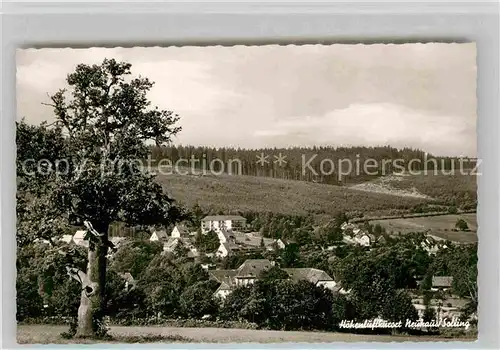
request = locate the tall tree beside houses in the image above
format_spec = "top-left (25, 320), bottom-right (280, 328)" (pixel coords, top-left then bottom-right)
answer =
top-left (16, 59), bottom-right (183, 338)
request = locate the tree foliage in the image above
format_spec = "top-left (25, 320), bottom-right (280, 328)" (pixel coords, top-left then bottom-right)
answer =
top-left (16, 58), bottom-right (183, 336)
top-left (455, 218), bottom-right (469, 231)
top-left (111, 240), bottom-right (163, 278)
top-left (179, 280), bottom-right (220, 318)
top-left (221, 279), bottom-right (339, 331)
top-left (195, 230), bottom-right (220, 253)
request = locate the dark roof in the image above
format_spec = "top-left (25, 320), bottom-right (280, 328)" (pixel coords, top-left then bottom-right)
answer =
top-left (216, 281), bottom-right (232, 292)
top-left (219, 229), bottom-right (234, 241)
top-left (283, 268), bottom-right (334, 284)
top-left (173, 225), bottom-right (189, 235)
top-left (202, 215), bottom-right (247, 222)
top-left (432, 276), bottom-right (453, 288)
top-left (208, 269), bottom-right (237, 285)
top-left (220, 242), bottom-right (240, 251)
top-left (153, 230), bottom-right (168, 240)
top-left (236, 259), bottom-right (273, 277)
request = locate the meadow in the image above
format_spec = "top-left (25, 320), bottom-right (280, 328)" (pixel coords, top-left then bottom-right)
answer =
top-left (17, 325), bottom-right (473, 344)
top-left (155, 172), bottom-right (430, 217)
top-left (370, 213), bottom-right (478, 243)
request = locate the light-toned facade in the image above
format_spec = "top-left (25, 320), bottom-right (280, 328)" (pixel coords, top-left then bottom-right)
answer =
top-left (214, 282), bottom-right (233, 300)
top-left (275, 239), bottom-right (286, 250)
top-left (150, 230), bottom-right (168, 242)
top-left (163, 237), bottom-right (180, 252)
top-left (60, 234), bottom-right (74, 244)
top-left (354, 234), bottom-right (371, 247)
top-left (73, 230), bottom-right (89, 247)
top-left (216, 243), bottom-right (230, 258)
top-left (201, 215), bottom-right (247, 234)
top-left (171, 225), bottom-right (189, 238)
top-left (209, 260), bottom-right (337, 300)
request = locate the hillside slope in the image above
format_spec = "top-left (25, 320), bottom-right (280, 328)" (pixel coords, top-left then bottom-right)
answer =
top-left (156, 172), bottom-right (430, 217)
top-left (349, 172), bottom-right (477, 208)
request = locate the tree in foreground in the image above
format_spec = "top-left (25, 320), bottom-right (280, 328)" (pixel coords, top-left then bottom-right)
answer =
top-left (16, 59), bottom-right (183, 337)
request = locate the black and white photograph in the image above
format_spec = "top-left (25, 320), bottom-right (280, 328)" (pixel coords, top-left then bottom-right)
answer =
top-left (16, 44), bottom-right (478, 344)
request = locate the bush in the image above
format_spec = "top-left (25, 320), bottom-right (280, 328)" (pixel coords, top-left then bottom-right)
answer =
top-left (16, 272), bottom-right (44, 321)
top-left (455, 219), bottom-right (469, 231)
top-left (111, 317), bottom-right (257, 329)
top-left (179, 280), bottom-right (219, 318)
top-left (221, 279), bottom-right (337, 331)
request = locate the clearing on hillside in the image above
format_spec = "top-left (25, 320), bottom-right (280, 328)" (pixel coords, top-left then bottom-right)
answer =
top-left (370, 213), bottom-right (478, 243)
top-left (350, 172), bottom-right (477, 208)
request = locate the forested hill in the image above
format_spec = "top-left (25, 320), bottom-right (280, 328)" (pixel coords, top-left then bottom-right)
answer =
top-left (148, 145), bottom-right (476, 185)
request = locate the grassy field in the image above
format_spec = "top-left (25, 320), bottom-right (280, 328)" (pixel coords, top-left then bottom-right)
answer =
top-left (17, 325), bottom-right (475, 344)
top-left (155, 172), bottom-right (430, 217)
top-left (370, 213), bottom-right (478, 243)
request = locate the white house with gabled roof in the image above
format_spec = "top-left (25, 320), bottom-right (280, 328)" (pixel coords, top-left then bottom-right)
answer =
top-left (171, 225), bottom-right (189, 238)
top-left (150, 230), bottom-right (168, 242)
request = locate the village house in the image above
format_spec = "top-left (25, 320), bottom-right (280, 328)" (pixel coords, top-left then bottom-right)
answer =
top-left (420, 240), bottom-right (439, 255)
top-left (59, 234), bottom-right (74, 244)
top-left (342, 228), bottom-right (372, 247)
top-left (201, 215), bottom-right (247, 234)
top-left (214, 282), bottom-right (233, 300)
top-left (149, 229), bottom-right (168, 242)
top-left (352, 228), bottom-right (362, 236)
top-left (209, 259), bottom-right (274, 289)
top-left (209, 259), bottom-right (338, 300)
top-left (353, 233), bottom-right (371, 247)
top-left (162, 237), bottom-right (181, 253)
top-left (216, 228), bottom-right (237, 244)
top-left (72, 230), bottom-right (89, 247)
top-left (273, 238), bottom-right (286, 250)
top-left (234, 259), bottom-right (274, 286)
top-left (170, 225), bottom-right (189, 238)
top-left (431, 276), bottom-right (454, 292)
top-left (215, 242), bottom-right (241, 258)
top-left (282, 268), bottom-right (337, 290)
top-left (209, 269), bottom-right (238, 300)
top-left (340, 222), bottom-right (372, 247)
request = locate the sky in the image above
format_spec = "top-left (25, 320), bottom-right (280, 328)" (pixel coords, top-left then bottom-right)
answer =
top-left (17, 43), bottom-right (477, 157)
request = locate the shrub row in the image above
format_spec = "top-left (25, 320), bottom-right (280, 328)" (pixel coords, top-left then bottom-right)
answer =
top-left (19, 316), bottom-right (258, 330)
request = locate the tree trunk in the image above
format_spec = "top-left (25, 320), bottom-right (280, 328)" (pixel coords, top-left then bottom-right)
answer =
top-left (75, 247), bottom-right (100, 337)
top-left (75, 228), bottom-right (109, 338)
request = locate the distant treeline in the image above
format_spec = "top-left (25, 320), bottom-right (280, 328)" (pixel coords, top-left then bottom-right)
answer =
top-left (147, 145), bottom-right (476, 185)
